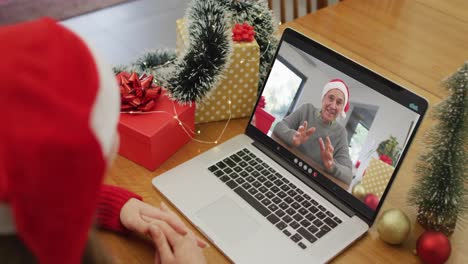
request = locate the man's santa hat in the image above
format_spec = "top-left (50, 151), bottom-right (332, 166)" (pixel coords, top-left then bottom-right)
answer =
top-left (321, 79), bottom-right (350, 118)
top-left (0, 18), bottom-right (119, 263)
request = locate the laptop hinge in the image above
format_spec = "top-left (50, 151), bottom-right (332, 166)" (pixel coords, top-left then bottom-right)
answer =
top-left (252, 140), bottom-right (356, 218)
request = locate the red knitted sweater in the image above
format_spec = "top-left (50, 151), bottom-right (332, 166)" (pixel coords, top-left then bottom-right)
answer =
top-left (96, 185), bottom-right (142, 232)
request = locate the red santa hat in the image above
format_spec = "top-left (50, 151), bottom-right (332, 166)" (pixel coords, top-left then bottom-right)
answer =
top-left (321, 79), bottom-right (350, 118)
top-left (0, 18), bottom-right (119, 263)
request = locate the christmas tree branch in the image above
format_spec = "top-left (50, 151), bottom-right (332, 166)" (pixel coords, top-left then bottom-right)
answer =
top-left (408, 62), bottom-right (468, 233)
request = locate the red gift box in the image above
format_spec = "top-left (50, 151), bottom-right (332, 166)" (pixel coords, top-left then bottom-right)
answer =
top-left (254, 107), bottom-right (275, 134)
top-left (118, 90), bottom-right (195, 170)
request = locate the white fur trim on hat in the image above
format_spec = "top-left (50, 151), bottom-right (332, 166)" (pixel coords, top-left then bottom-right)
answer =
top-left (61, 24), bottom-right (120, 160)
top-left (88, 45), bottom-right (120, 160)
top-left (321, 80), bottom-right (349, 118)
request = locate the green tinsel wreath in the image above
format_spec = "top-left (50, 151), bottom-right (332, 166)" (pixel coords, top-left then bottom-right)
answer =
top-left (115, 0), bottom-right (277, 103)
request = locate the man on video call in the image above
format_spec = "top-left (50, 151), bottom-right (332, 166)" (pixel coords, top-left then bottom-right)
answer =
top-left (273, 79), bottom-right (353, 185)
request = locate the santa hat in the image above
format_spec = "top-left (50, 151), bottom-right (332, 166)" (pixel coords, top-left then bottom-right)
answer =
top-left (321, 79), bottom-right (350, 118)
top-left (0, 18), bottom-right (119, 263)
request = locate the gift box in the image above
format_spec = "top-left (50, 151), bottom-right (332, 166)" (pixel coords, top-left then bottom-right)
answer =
top-left (118, 90), bottom-right (195, 171)
top-left (360, 158), bottom-right (395, 199)
top-left (254, 107), bottom-right (275, 134)
top-left (176, 19), bottom-right (260, 123)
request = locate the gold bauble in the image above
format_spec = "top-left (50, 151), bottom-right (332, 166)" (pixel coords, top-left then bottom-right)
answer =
top-left (377, 208), bottom-right (411, 245)
top-left (352, 183), bottom-right (366, 200)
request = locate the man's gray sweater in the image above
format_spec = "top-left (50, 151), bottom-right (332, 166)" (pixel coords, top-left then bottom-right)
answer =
top-left (273, 103), bottom-right (353, 184)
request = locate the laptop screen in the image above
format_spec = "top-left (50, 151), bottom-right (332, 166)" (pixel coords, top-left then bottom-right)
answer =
top-left (246, 28), bottom-right (427, 223)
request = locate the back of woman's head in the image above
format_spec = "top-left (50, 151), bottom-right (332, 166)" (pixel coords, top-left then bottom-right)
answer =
top-left (0, 18), bottom-right (120, 264)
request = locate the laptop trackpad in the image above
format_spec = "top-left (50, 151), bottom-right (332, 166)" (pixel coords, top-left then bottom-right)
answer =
top-left (195, 195), bottom-right (260, 245)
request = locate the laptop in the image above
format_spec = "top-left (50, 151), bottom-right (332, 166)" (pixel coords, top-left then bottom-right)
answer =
top-left (152, 28), bottom-right (428, 263)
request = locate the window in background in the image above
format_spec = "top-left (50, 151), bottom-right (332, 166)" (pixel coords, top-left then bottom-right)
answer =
top-left (345, 104), bottom-right (378, 164)
top-left (262, 55), bottom-right (307, 129)
top-left (349, 122), bottom-right (369, 163)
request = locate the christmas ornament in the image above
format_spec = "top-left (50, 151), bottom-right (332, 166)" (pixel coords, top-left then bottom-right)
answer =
top-left (364, 193), bottom-right (379, 210)
top-left (352, 183), bottom-right (366, 200)
top-left (117, 72), bottom-right (162, 112)
top-left (232, 23), bottom-right (255, 42)
top-left (408, 62), bottom-right (468, 236)
top-left (355, 160), bottom-right (361, 169)
top-left (376, 209), bottom-right (410, 245)
top-left (416, 231), bottom-right (451, 264)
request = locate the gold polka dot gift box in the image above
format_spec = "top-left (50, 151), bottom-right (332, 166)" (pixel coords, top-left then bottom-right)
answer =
top-left (361, 158), bottom-right (395, 199)
top-left (176, 19), bottom-right (260, 124)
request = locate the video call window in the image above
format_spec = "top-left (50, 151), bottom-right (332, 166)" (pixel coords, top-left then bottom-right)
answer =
top-left (251, 41), bottom-right (420, 210)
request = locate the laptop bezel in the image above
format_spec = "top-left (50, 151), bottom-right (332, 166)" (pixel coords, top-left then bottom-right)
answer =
top-left (245, 27), bottom-right (428, 225)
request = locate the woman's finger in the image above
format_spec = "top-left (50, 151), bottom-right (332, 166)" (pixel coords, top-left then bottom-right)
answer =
top-left (158, 203), bottom-right (188, 234)
top-left (160, 201), bottom-right (170, 212)
top-left (151, 220), bottom-right (183, 247)
top-left (195, 237), bottom-right (208, 248)
top-left (140, 203), bottom-right (187, 235)
top-left (124, 212), bottom-right (151, 234)
top-left (149, 225), bottom-right (174, 264)
top-left (141, 212), bottom-right (187, 236)
top-left (161, 203), bottom-right (208, 248)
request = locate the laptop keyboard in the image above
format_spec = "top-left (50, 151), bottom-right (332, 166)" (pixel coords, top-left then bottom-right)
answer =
top-left (207, 148), bottom-right (342, 250)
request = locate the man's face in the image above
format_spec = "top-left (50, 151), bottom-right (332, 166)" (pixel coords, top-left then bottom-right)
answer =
top-left (321, 89), bottom-right (345, 123)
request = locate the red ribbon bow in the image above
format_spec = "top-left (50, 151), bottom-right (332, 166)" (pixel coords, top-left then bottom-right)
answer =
top-left (117, 72), bottom-right (162, 112)
top-left (258, 96), bottom-right (266, 108)
top-left (232, 23), bottom-right (255, 42)
top-left (379, 154), bottom-right (393, 165)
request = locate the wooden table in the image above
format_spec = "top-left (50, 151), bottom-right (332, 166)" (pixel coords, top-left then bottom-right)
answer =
top-left (98, 0), bottom-right (468, 263)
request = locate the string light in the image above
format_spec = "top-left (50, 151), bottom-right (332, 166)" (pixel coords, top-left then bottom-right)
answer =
top-left (120, 97), bottom-right (232, 145)
top-left (239, 40), bottom-right (272, 64)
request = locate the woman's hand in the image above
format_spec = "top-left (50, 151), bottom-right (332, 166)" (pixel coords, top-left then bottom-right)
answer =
top-left (319, 136), bottom-right (334, 171)
top-left (150, 220), bottom-right (207, 264)
top-left (120, 199), bottom-right (207, 248)
top-left (292, 121), bottom-right (316, 147)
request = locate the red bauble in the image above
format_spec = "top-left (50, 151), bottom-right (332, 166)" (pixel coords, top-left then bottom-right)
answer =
top-left (416, 231), bottom-right (451, 264)
top-left (364, 193), bottom-right (379, 210)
